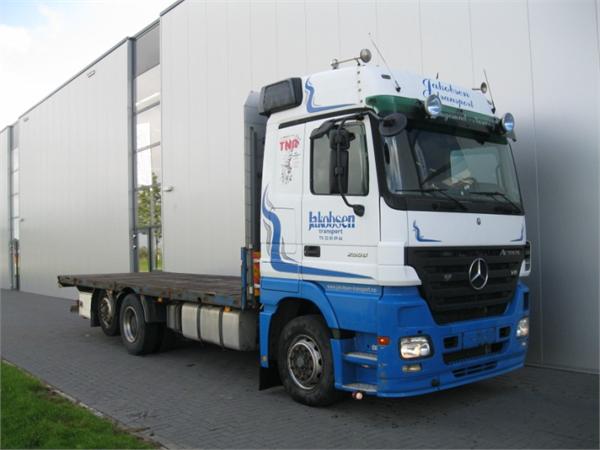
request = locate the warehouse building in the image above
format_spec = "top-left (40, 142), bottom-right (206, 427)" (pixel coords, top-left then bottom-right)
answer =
top-left (0, 0), bottom-right (598, 374)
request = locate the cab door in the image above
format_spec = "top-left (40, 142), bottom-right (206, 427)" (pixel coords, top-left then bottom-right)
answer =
top-left (301, 117), bottom-right (380, 283)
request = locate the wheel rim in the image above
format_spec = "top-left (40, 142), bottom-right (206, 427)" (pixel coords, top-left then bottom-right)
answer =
top-left (122, 306), bottom-right (139, 343)
top-left (98, 296), bottom-right (113, 328)
top-left (287, 335), bottom-right (323, 390)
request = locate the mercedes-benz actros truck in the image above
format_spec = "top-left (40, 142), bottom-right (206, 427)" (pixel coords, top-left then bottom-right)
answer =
top-left (59, 49), bottom-right (531, 406)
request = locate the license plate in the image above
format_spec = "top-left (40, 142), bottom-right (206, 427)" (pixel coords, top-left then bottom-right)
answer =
top-left (462, 327), bottom-right (496, 349)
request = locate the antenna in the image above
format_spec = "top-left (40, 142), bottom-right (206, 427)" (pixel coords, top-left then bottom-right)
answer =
top-left (369, 33), bottom-right (401, 92)
top-left (483, 69), bottom-right (496, 114)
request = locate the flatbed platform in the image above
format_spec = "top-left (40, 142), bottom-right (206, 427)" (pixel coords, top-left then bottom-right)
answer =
top-left (58, 272), bottom-right (243, 308)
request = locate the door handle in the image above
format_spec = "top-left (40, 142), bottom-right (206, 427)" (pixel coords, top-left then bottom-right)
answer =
top-left (304, 246), bottom-right (321, 257)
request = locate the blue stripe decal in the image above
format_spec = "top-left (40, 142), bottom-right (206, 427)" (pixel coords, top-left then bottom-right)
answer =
top-left (262, 187), bottom-right (371, 279)
top-left (305, 77), bottom-right (353, 113)
top-left (413, 221), bottom-right (441, 243)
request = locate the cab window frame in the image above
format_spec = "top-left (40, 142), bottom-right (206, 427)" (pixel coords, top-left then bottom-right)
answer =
top-left (309, 120), bottom-right (370, 197)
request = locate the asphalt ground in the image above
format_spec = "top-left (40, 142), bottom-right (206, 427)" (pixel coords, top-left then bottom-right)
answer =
top-left (1, 289), bottom-right (598, 449)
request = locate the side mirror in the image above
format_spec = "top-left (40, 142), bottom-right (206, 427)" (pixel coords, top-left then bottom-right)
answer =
top-left (328, 128), bottom-right (354, 194)
top-left (329, 148), bottom-right (349, 194)
top-left (379, 112), bottom-right (408, 137)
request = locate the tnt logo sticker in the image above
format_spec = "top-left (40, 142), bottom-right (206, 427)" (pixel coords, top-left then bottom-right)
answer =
top-left (279, 136), bottom-right (300, 151)
top-left (278, 135), bottom-right (301, 184)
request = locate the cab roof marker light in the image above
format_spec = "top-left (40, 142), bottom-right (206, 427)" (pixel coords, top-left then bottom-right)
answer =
top-left (424, 94), bottom-right (442, 118)
top-left (501, 112), bottom-right (515, 133)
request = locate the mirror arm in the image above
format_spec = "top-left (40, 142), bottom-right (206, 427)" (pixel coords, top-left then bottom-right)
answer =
top-left (309, 110), bottom-right (381, 141)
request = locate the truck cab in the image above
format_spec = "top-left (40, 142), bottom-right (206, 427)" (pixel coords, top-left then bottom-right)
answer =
top-left (253, 59), bottom-right (530, 404)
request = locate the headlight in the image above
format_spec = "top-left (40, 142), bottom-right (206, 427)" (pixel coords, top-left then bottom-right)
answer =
top-left (501, 112), bottom-right (515, 133)
top-left (424, 94), bottom-right (442, 118)
top-left (400, 336), bottom-right (431, 359)
top-left (516, 317), bottom-right (529, 337)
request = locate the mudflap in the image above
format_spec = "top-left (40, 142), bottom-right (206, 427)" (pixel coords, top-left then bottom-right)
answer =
top-left (259, 364), bottom-right (282, 390)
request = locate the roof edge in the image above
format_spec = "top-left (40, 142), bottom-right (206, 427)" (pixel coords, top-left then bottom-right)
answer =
top-left (160, 0), bottom-right (185, 17)
top-left (18, 37), bottom-right (132, 120)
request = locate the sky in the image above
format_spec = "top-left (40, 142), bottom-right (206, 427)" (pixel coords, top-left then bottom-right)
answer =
top-left (0, 0), bottom-right (173, 128)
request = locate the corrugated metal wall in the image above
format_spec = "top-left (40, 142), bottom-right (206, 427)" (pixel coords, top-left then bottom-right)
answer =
top-left (16, 42), bottom-right (132, 298)
top-left (160, 0), bottom-right (599, 373)
top-left (0, 128), bottom-right (10, 290)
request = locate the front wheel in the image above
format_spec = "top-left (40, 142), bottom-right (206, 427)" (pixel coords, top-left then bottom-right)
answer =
top-left (278, 315), bottom-right (338, 406)
top-left (119, 294), bottom-right (160, 355)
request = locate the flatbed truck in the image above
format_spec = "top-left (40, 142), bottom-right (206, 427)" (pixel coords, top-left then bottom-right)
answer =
top-left (59, 50), bottom-right (531, 406)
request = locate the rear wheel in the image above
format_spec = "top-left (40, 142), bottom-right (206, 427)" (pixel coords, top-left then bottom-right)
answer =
top-left (278, 315), bottom-right (337, 406)
top-left (97, 291), bottom-right (119, 336)
top-left (119, 294), bottom-right (160, 355)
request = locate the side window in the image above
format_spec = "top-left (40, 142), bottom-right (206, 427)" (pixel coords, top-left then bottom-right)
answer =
top-left (311, 122), bottom-right (369, 196)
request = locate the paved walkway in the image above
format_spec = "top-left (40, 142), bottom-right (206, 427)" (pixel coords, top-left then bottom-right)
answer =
top-left (1, 289), bottom-right (598, 449)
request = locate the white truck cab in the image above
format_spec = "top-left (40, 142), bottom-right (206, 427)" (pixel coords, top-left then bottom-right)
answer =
top-left (253, 53), bottom-right (530, 403)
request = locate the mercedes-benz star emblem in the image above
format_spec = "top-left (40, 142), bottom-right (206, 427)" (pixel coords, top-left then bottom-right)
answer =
top-left (468, 257), bottom-right (489, 290)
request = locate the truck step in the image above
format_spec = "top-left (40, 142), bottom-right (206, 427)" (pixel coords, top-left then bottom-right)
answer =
top-left (342, 383), bottom-right (377, 393)
top-left (343, 351), bottom-right (378, 366)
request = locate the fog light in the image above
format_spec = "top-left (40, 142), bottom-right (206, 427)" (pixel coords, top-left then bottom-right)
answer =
top-left (424, 94), bottom-right (442, 117)
top-left (516, 317), bottom-right (529, 337)
top-left (400, 336), bottom-right (431, 359)
top-left (402, 363), bottom-right (422, 373)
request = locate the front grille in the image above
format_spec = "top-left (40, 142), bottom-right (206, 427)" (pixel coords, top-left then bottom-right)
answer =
top-left (443, 343), bottom-right (504, 364)
top-left (406, 246), bottom-right (524, 324)
top-left (452, 361), bottom-right (497, 378)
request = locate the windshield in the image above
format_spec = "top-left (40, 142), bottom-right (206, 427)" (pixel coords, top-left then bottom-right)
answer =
top-left (382, 127), bottom-right (523, 213)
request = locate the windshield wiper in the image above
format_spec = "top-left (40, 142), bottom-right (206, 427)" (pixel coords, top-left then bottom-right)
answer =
top-left (399, 188), bottom-right (468, 211)
top-left (469, 191), bottom-right (522, 212)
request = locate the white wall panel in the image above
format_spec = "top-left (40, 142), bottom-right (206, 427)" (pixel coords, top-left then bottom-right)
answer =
top-left (338, 0), bottom-right (377, 60)
top-left (275, 1), bottom-right (307, 78)
top-left (250, 1), bottom-right (278, 89)
top-left (18, 43), bottom-right (130, 298)
top-left (419, 0), bottom-right (473, 85)
top-left (162, 0), bottom-right (248, 275)
top-left (527, 0), bottom-right (599, 372)
top-left (374, 0), bottom-right (422, 73)
top-left (305, 1), bottom-right (340, 73)
top-left (469, 0), bottom-right (544, 364)
top-left (0, 128), bottom-right (10, 290)
top-left (161, 1), bottom-right (192, 271)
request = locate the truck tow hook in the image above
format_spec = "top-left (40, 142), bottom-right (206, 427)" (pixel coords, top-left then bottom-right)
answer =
top-left (352, 391), bottom-right (364, 400)
top-left (69, 301), bottom-right (79, 313)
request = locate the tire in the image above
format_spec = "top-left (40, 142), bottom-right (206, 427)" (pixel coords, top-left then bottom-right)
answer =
top-left (119, 294), bottom-right (161, 355)
top-left (97, 291), bottom-right (120, 336)
top-left (278, 315), bottom-right (338, 406)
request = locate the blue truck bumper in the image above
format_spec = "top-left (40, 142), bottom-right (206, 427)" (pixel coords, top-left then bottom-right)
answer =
top-left (332, 282), bottom-right (529, 397)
